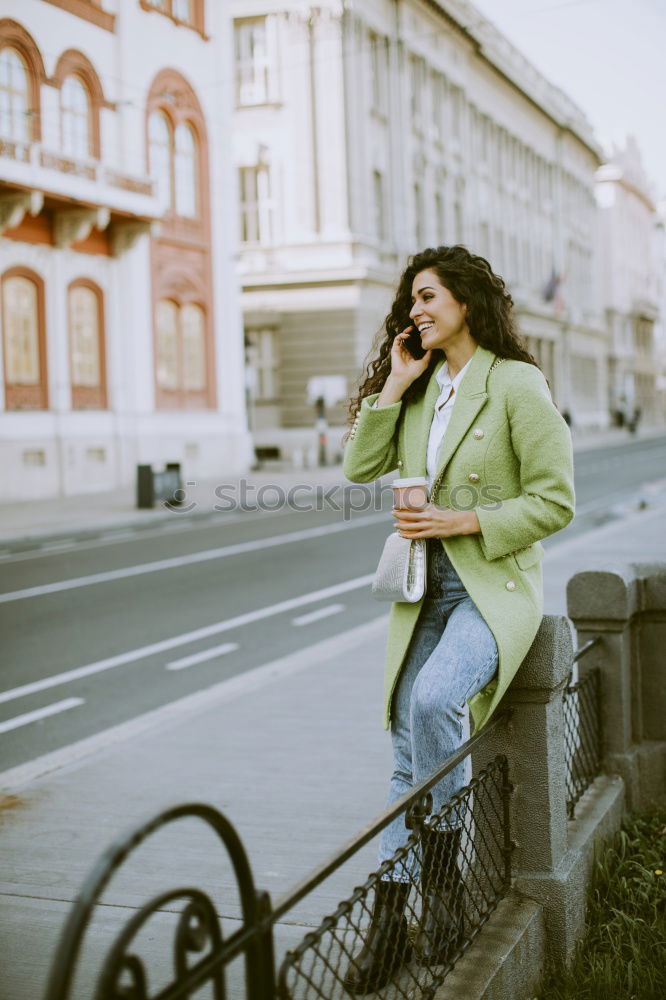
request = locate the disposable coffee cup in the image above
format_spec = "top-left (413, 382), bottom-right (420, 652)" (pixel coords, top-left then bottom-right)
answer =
top-left (393, 476), bottom-right (428, 510)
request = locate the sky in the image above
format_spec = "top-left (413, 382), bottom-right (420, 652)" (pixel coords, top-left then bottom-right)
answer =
top-left (468, 0), bottom-right (665, 200)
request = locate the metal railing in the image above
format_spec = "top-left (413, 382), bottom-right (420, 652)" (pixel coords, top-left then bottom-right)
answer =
top-left (44, 711), bottom-right (513, 1000)
top-left (563, 637), bottom-right (603, 819)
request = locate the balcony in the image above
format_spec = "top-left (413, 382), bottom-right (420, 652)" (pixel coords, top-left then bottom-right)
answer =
top-left (0, 135), bottom-right (162, 252)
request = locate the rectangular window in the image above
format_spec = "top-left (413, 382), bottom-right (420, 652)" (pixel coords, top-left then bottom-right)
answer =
top-left (435, 191), bottom-right (445, 242)
top-left (409, 55), bottom-right (425, 125)
top-left (369, 32), bottom-right (387, 112)
top-left (431, 73), bottom-right (441, 142)
top-left (414, 181), bottom-right (423, 247)
top-left (480, 221), bottom-right (490, 258)
top-left (246, 328), bottom-right (279, 401)
top-left (451, 87), bottom-right (461, 138)
top-left (239, 165), bottom-right (273, 245)
top-left (372, 169), bottom-right (386, 241)
top-left (454, 200), bottom-right (463, 243)
top-left (235, 18), bottom-right (275, 106)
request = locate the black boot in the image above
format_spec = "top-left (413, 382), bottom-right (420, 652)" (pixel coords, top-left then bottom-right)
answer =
top-left (416, 828), bottom-right (465, 966)
top-left (342, 879), bottom-right (412, 995)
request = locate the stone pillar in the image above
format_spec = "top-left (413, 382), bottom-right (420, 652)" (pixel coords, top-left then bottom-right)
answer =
top-left (567, 563), bottom-right (666, 811)
top-left (472, 616), bottom-right (579, 966)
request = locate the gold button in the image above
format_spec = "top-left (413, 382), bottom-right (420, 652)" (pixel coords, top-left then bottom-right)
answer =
top-left (505, 581), bottom-right (516, 591)
top-left (468, 473), bottom-right (480, 483)
top-left (473, 428), bottom-right (484, 439)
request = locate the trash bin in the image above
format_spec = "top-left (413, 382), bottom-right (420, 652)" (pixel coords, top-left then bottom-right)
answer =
top-left (136, 462), bottom-right (183, 509)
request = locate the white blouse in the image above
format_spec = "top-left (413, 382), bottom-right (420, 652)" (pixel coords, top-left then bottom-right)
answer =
top-left (425, 356), bottom-right (473, 487)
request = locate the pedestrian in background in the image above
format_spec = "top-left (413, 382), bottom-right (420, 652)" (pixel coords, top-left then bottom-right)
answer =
top-left (342, 245), bottom-right (575, 993)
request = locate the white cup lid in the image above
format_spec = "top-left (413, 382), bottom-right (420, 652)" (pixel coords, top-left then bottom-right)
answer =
top-left (392, 477), bottom-right (428, 487)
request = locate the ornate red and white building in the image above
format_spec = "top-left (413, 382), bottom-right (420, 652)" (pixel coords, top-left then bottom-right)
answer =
top-left (0, 0), bottom-right (251, 500)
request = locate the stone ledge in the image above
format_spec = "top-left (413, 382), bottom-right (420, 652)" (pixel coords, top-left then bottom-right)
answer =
top-left (434, 895), bottom-right (545, 1000)
top-left (514, 774), bottom-right (625, 968)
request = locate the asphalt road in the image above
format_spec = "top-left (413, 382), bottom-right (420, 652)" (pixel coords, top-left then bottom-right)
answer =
top-left (1, 433), bottom-right (665, 773)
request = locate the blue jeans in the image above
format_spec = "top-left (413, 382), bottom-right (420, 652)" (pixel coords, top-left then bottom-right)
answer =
top-left (378, 540), bottom-right (498, 879)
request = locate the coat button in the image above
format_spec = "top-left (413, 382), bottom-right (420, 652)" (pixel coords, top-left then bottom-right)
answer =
top-left (468, 473), bottom-right (480, 483)
top-left (397, 459), bottom-right (403, 467)
top-left (505, 581), bottom-right (516, 591)
top-left (473, 428), bottom-right (484, 439)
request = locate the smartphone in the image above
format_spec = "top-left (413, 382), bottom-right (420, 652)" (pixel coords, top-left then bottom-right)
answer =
top-left (401, 325), bottom-right (426, 360)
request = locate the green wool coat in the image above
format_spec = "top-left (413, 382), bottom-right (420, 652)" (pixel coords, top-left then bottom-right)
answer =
top-left (343, 344), bottom-right (575, 732)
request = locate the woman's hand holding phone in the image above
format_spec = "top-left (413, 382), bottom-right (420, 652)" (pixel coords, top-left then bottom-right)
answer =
top-left (390, 328), bottom-right (432, 383)
top-left (374, 328), bottom-right (431, 408)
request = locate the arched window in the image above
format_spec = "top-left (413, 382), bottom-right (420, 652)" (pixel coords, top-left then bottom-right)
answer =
top-left (61, 75), bottom-right (91, 159)
top-left (156, 299), bottom-right (179, 390)
top-left (68, 281), bottom-right (106, 409)
top-left (149, 111), bottom-right (173, 210)
top-left (155, 300), bottom-right (207, 395)
top-left (0, 47), bottom-right (28, 141)
top-left (1, 269), bottom-right (47, 410)
top-left (174, 123), bottom-right (197, 218)
top-left (181, 303), bottom-right (205, 390)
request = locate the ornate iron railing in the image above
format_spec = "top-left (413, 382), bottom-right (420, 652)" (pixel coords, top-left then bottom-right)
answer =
top-left (563, 637), bottom-right (603, 819)
top-left (44, 711), bottom-right (513, 1000)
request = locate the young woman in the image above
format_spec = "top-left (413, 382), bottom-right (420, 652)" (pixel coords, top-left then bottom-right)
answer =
top-left (342, 245), bottom-right (575, 993)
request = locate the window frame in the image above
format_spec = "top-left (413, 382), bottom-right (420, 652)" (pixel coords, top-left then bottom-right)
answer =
top-left (60, 73), bottom-right (92, 160)
top-left (140, 0), bottom-right (206, 37)
top-left (234, 16), bottom-right (278, 107)
top-left (238, 163), bottom-right (274, 246)
top-left (1, 266), bottom-right (48, 411)
top-left (155, 297), bottom-right (208, 398)
top-left (0, 20), bottom-right (46, 142)
top-left (68, 277), bottom-right (107, 410)
top-left (52, 48), bottom-right (109, 160)
top-left (0, 46), bottom-right (30, 142)
top-left (147, 105), bottom-right (201, 223)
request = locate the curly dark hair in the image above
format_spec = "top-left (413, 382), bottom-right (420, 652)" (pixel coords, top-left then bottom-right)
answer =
top-left (347, 245), bottom-right (542, 427)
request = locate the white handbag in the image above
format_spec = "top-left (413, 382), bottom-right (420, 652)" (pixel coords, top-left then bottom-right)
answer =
top-left (371, 533), bottom-right (428, 603)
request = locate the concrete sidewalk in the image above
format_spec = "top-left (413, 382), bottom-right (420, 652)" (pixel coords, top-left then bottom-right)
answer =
top-left (1, 499), bottom-right (666, 998)
top-left (1, 425), bottom-right (664, 551)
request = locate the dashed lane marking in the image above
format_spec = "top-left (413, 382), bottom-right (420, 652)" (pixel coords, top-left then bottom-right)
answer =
top-left (0, 573), bottom-right (375, 705)
top-left (292, 604), bottom-right (345, 626)
top-left (0, 698), bottom-right (84, 735)
top-left (166, 642), bottom-right (239, 671)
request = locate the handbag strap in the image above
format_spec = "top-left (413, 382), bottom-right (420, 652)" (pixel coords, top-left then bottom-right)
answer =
top-left (429, 356), bottom-right (505, 501)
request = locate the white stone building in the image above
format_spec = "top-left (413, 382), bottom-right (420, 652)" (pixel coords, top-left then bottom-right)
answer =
top-left (596, 138), bottom-right (663, 427)
top-left (0, 0), bottom-right (251, 501)
top-left (232, 0), bottom-right (608, 455)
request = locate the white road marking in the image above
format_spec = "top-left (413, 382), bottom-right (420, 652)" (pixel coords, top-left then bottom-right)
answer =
top-left (0, 513), bottom-right (387, 604)
top-left (0, 698), bottom-right (84, 735)
top-left (166, 642), bottom-right (239, 671)
top-left (0, 573), bottom-right (375, 706)
top-left (292, 603), bottom-right (345, 626)
top-left (39, 539), bottom-right (75, 552)
top-left (0, 616), bottom-right (388, 791)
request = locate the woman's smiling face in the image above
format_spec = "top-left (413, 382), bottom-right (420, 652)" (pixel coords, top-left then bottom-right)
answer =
top-left (408, 269), bottom-right (469, 352)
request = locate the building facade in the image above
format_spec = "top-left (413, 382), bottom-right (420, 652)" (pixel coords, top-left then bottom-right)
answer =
top-left (0, 0), bottom-right (251, 501)
top-left (596, 138), bottom-right (663, 427)
top-left (232, 0), bottom-right (609, 458)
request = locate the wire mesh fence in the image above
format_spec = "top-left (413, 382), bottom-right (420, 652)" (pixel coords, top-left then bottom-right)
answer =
top-left (278, 756), bottom-right (511, 1000)
top-left (563, 666), bottom-right (602, 819)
